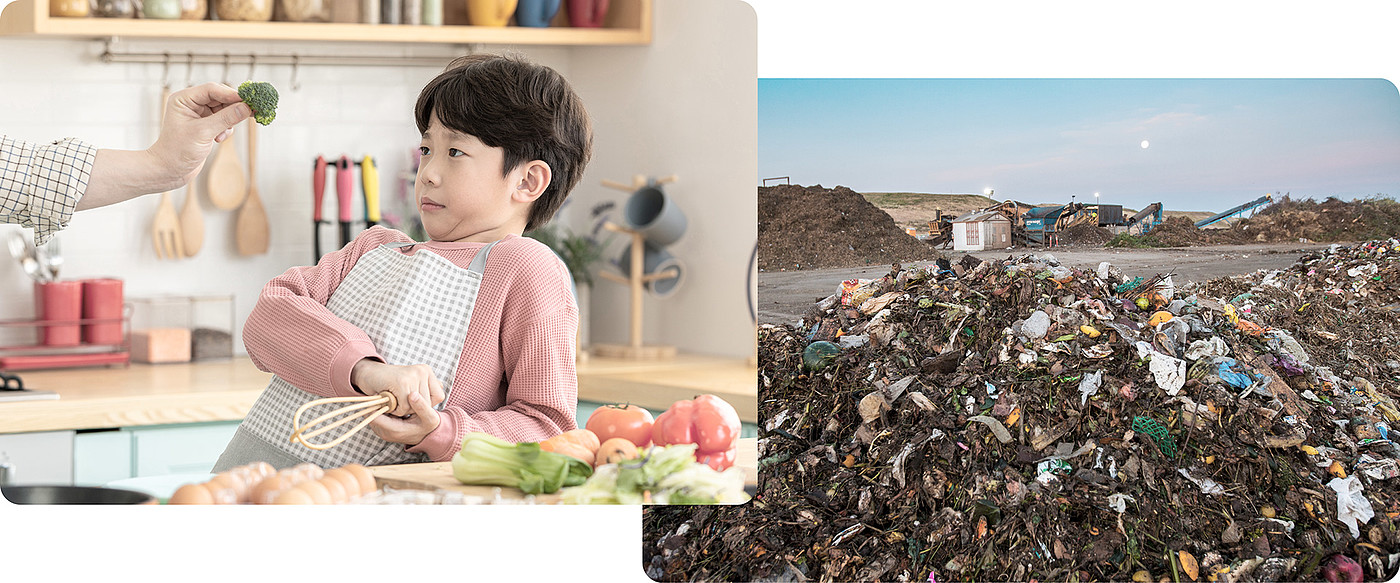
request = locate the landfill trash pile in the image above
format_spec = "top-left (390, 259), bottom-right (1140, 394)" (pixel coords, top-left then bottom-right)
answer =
top-left (643, 240), bottom-right (1400, 583)
top-left (759, 184), bottom-right (944, 271)
top-left (1059, 223), bottom-right (1116, 247)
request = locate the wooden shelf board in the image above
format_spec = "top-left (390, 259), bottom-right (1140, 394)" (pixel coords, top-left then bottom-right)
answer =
top-left (0, 0), bottom-right (651, 45)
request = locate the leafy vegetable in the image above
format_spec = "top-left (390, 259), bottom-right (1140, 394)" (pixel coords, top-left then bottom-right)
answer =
top-left (236, 81), bottom-right (279, 125)
top-left (558, 443), bottom-right (750, 505)
top-left (451, 432), bottom-right (592, 495)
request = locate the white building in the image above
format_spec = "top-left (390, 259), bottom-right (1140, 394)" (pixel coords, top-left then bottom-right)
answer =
top-left (951, 210), bottom-right (1013, 251)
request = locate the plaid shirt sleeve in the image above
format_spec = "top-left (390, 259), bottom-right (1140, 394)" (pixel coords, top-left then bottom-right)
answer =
top-left (0, 135), bottom-right (97, 246)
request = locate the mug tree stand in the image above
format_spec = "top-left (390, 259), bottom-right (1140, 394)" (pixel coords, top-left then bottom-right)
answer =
top-left (592, 222), bottom-right (678, 360)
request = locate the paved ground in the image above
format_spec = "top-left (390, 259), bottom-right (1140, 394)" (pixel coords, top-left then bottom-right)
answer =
top-left (757, 242), bottom-right (1336, 325)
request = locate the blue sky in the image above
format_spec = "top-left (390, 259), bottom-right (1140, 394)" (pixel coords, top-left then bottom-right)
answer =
top-left (758, 79), bottom-right (1400, 212)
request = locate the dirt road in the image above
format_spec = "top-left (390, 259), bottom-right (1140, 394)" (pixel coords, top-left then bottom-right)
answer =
top-left (757, 242), bottom-right (1335, 325)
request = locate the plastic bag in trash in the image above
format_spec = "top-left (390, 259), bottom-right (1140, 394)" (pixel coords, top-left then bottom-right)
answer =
top-left (1185, 337), bottom-right (1230, 361)
top-left (1216, 358), bottom-right (1257, 389)
top-left (1327, 475), bottom-right (1375, 538)
top-left (1079, 370), bottom-right (1103, 407)
top-left (1022, 310), bottom-right (1052, 340)
top-left (1135, 341), bottom-right (1186, 396)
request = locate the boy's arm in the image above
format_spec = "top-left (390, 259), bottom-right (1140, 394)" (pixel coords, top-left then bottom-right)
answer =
top-left (243, 226), bottom-right (408, 398)
top-left (409, 250), bottom-right (579, 461)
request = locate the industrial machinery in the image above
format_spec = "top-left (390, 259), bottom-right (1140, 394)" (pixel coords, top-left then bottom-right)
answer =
top-left (1195, 193), bottom-right (1274, 229)
top-left (1125, 202), bottom-right (1165, 235)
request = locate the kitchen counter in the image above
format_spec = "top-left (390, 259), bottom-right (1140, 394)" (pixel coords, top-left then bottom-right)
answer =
top-left (369, 437), bottom-right (758, 503)
top-left (0, 354), bottom-right (757, 434)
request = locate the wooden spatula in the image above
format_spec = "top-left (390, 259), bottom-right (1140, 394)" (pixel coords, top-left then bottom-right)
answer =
top-left (236, 120), bottom-right (270, 255)
top-left (179, 171), bottom-right (205, 256)
top-left (206, 113), bottom-right (247, 211)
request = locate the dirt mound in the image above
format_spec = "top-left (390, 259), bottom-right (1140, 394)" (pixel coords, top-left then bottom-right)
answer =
top-left (644, 240), bottom-right (1400, 583)
top-left (759, 184), bottom-right (943, 271)
top-left (1058, 222), bottom-right (1114, 246)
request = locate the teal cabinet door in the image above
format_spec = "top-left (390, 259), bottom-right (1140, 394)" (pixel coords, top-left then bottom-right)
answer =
top-left (131, 422), bottom-right (240, 477)
top-left (73, 430), bottom-right (133, 486)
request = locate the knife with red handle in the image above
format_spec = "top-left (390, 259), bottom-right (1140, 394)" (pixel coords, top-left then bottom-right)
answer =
top-left (336, 155), bottom-right (354, 248)
top-left (313, 155), bottom-right (327, 262)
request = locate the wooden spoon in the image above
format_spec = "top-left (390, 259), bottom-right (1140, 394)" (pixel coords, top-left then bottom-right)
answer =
top-left (236, 120), bottom-right (269, 255)
top-left (206, 113), bottom-right (247, 211)
top-left (179, 172), bottom-right (205, 256)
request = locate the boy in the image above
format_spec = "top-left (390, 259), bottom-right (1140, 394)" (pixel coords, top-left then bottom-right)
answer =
top-left (214, 53), bottom-right (592, 470)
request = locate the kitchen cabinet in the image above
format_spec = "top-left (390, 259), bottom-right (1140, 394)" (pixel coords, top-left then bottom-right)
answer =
top-left (0, 430), bottom-right (74, 485)
top-left (0, 0), bottom-right (649, 45)
top-left (72, 429), bottom-right (132, 486)
top-left (70, 421), bottom-right (239, 486)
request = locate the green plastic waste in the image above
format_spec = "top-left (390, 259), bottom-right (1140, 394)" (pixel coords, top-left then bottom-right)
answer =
top-left (802, 341), bottom-right (842, 371)
top-left (1132, 416), bottom-right (1176, 458)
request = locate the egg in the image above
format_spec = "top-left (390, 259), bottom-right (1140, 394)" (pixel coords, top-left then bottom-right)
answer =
top-left (248, 461), bottom-right (276, 480)
top-left (323, 468), bottom-right (363, 498)
top-left (250, 474), bottom-right (289, 505)
top-left (298, 480), bottom-right (332, 504)
top-left (318, 476), bottom-right (348, 504)
top-left (273, 487), bottom-right (314, 505)
top-left (291, 463), bottom-right (325, 483)
top-left (205, 483), bottom-right (239, 504)
top-left (343, 464), bottom-right (377, 495)
top-left (206, 474), bottom-right (247, 503)
top-left (168, 483), bottom-right (213, 505)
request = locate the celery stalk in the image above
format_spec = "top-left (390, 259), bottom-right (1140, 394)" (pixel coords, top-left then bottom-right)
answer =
top-left (451, 432), bottom-right (592, 495)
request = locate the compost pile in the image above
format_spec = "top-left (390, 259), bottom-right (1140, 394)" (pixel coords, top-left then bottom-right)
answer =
top-left (1111, 197), bottom-right (1400, 248)
top-left (1237, 197), bottom-right (1400, 244)
top-left (1059, 223), bottom-right (1115, 247)
top-left (759, 184), bottom-right (943, 271)
top-left (644, 240), bottom-right (1400, 583)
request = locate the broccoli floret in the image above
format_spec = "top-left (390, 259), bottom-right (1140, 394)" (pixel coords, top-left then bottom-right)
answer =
top-left (237, 81), bottom-right (279, 125)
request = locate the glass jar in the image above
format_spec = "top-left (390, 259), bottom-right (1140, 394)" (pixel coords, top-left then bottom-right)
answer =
top-left (275, 0), bottom-right (328, 21)
top-left (179, 0), bottom-right (207, 19)
top-left (214, 0), bottom-right (272, 20)
top-left (143, 0), bottom-right (181, 18)
top-left (50, 0), bottom-right (90, 17)
top-left (93, 0), bottom-right (137, 17)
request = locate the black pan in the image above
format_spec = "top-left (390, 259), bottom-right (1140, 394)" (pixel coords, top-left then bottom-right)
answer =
top-left (2, 485), bottom-right (157, 504)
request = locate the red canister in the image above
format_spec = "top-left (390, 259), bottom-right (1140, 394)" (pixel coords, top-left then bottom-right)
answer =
top-left (81, 278), bottom-right (125, 345)
top-left (35, 281), bottom-right (83, 346)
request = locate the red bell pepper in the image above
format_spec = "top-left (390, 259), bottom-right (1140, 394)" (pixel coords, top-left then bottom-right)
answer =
top-left (651, 394), bottom-right (742, 470)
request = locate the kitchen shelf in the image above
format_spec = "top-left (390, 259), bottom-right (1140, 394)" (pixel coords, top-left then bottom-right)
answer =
top-left (0, 0), bottom-right (650, 45)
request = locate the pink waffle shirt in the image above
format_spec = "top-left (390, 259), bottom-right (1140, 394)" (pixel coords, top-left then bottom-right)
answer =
top-left (242, 226), bottom-right (579, 462)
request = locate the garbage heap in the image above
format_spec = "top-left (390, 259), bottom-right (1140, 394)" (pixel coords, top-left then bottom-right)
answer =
top-left (644, 239), bottom-right (1400, 583)
top-left (758, 184), bottom-right (944, 271)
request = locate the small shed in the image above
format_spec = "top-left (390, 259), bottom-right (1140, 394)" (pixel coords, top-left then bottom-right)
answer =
top-left (950, 210), bottom-right (1012, 251)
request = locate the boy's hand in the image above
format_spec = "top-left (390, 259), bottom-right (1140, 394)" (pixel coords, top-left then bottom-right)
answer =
top-left (350, 359), bottom-right (445, 417)
top-left (369, 392), bottom-right (441, 447)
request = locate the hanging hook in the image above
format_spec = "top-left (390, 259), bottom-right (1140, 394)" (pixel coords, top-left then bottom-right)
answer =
top-left (291, 54), bottom-right (301, 92)
top-left (185, 51), bottom-right (194, 88)
top-left (160, 51), bottom-right (172, 93)
top-left (248, 53), bottom-right (257, 82)
top-left (222, 52), bottom-right (231, 85)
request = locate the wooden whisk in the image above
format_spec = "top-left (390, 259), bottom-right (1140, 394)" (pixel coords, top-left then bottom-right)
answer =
top-left (290, 391), bottom-right (398, 450)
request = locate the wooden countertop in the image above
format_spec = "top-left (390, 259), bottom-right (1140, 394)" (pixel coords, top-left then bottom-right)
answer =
top-left (0, 354), bottom-right (756, 434)
top-left (370, 437), bottom-right (757, 504)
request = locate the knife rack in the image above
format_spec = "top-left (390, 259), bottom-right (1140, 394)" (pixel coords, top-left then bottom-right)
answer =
top-left (0, 312), bottom-right (132, 371)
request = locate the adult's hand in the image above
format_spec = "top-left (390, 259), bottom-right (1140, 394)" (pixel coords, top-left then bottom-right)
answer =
top-left (149, 82), bottom-right (253, 188)
top-left (78, 83), bottom-right (252, 211)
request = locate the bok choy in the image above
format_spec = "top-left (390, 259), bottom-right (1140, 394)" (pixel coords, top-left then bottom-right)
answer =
top-left (451, 432), bottom-right (592, 495)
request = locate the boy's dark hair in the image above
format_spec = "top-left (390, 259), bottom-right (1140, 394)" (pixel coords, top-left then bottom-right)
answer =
top-left (415, 53), bottom-right (593, 232)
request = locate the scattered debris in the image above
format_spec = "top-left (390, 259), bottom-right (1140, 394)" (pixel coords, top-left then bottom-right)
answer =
top-left (644, 239), bottom-right (1400, 582)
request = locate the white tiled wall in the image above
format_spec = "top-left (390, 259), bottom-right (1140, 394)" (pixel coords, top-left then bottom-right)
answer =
top-left (0, 0), bottom-right (759, 359)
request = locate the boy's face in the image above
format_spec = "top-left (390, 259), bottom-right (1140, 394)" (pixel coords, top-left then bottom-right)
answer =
top-left (416, 116), bottom-right (530, 243)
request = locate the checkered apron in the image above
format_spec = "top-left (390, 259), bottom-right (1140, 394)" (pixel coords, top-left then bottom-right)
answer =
top-left (213, 241), bottom-right (497, 471)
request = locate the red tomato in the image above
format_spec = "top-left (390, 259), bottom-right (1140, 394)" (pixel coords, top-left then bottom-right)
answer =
top-left (652, 394), bottom-right (742, 454)
top-left (696, 445), bottom-right (737, 471)
top-left (585, 403), bottom-right (654, 448)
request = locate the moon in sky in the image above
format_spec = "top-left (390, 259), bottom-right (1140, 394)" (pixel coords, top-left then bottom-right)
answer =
top-left (1141, 140), bottom-right (1150, 149)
